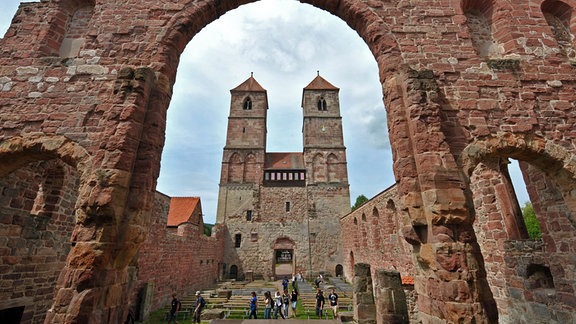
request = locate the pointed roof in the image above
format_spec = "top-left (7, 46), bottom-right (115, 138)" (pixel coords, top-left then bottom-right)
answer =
top-left (231, 73), bottom-right (266, 92)
top-left (167, 197), bottom-right (201, 226)
top-left (304, 71), bottom-right (339, 90)
top-left (265, 152), bottom-right (305, 170)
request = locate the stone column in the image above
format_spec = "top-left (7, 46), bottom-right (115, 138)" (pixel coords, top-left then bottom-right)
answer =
top-left (373, 270), bottom-right (409, 324)
top-left (353, 263), bottom-right (376, 324)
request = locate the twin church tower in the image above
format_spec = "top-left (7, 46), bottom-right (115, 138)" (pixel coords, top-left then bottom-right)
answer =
top-left (216, 73), bottom-right (351, 280)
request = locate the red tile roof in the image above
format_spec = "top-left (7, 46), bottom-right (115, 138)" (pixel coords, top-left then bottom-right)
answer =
top-left (167, 197), bottom-right (201, 227)
top-left (265, 152), bottom-right (305, 170)
top-left (231, 74), bottom-right (266, 92)
top-left (401, 276), bottom-right (414, 285)
top-left (304, 73), bottom-right (339, 90)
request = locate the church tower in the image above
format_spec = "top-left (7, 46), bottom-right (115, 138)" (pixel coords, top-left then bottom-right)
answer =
top-left (216, 73), bottom-right (350, 281)
top-left (302, 72), bottom-right (349, 272)
top-left (216, 74), bottom-right (267, 224)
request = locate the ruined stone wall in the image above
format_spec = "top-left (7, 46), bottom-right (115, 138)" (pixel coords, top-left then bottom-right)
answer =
top-left (132, 192), bottom-right (223, 317)
top-left (341, 186), bottom-right (416, 323)
top-left (0, 160), bottom-right (79, 323)
top-left (340, 186), bottom-right (414, 281)
top-left (2, 0), bottom-right (576, 322)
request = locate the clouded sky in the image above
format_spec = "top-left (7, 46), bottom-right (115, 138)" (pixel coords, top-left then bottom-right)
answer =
top-left (1, 0), bottom-right (528, 224)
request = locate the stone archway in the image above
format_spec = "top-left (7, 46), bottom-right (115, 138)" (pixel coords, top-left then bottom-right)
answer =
top-left (461, 133), bottom-right (576, 323)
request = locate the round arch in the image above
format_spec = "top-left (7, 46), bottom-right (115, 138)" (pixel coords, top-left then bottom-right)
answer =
top-left (152, 0), bottom-right (401, 94)
top-left (460, 132), bottom-right (576, 322)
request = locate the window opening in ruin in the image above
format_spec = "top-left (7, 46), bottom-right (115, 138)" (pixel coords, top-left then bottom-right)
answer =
top-left (251, 232), bottom-right (258, 241)
top-left (234, 233), bottom-right (242, 248)
top-left (246, 210), bottom-right (252, 221)
top-left (542, 0), bottom-right (576, 60)
top-left (285, 201), bottom-right (290, 212)
top-left (361, 213), bottom-right (366, 222)
top-left (353, 217), bottom-right (357, 225)
top-left (526, 264), bottom-right (555, 290)
top-left (508, 159), bottom-right (541, 240)
top-left (243, 97), bottom-right (252, 110)
top-left (0, 306), bottom-right (24, 323)
top-left (317, 97), bottom-right (327, 111)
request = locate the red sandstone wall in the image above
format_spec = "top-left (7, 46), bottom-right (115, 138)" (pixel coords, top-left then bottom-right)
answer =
top-left (132, 192), bottom-right (224, 315)
top-left (340, 186), bottom-right (414, 281)
top-left (0, 160), bottom-right (79, 323)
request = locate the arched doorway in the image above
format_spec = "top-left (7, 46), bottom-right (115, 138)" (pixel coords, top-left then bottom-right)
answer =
top-left (229, 265), bottom-right (238, 280)
top-left (335, 264), bottom-right (343, 277)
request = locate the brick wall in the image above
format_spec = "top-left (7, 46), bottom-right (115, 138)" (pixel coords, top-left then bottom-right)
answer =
top-left (0, 159), bottom-right (79, 323)
top-left (131, 192), bottom-right (224, 318)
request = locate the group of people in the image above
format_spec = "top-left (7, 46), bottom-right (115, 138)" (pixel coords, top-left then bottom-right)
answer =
top-left (167, 291), bottom-right (205, 324)
top-left (166, 275), bottom-right (340, 323)
top-left (315, 287), bottom-right (340, 319)
top-left (250, 288), bottom-right (299, 319)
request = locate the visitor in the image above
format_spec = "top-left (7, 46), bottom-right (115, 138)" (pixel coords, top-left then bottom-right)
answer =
top-left (167, 293), bottom-right (181, 324)
top-left (315, 288), bottom-right (325, 319)
top-left (297, 271), bottom-right (303, 281)
top-left (282, 289), bottom-right (290, 318)
top-left (263, 291), bottom-right (272, 319)
top-left (273, 290), bottom-right (285, 319)
top-left (314, 275), bottom-right (323, 288)
top-left (193, 291), bottom-right (206, 324)
top-left (248, 291), bottom-right (258, 319)
top-left (328, 287), bottom-right (339, 319)
top-left (282, 276), bottom-right (289, 292)
top-left (290, 289), bottom-right (298, 318)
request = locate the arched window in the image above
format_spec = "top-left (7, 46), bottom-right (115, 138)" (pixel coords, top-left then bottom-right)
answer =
top-left (542, 0), bottom-right (576, 60)
top-left (317, 97), bottom-right (327, 111)
top-left (243, 97), bottom-right (252, 110)
top-left (462, 0), bottom-right (505, 58)
top-left (229, 265), bottom-right (238, 280)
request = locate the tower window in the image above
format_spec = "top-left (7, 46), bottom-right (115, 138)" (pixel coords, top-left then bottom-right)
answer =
top-left (235, 234), bottom-right (242, 248)
top-left (317, 97), bottom-right (327, 111)
top-left (243, 97), bottom-right (252, 110)
top-left (285, 202), bottom-right (291, 212)
top-left (246, 210), bottom-right (252, 221)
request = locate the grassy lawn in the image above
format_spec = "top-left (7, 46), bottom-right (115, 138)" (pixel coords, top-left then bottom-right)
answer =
top-left (141, 300), bottom-right (332, 323)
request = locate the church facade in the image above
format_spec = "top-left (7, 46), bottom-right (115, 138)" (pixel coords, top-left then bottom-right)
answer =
top-left (216, 73), bottom-right (351, 280)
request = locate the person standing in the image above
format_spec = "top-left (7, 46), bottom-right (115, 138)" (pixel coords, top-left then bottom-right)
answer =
top-left (315, 289), bottom-right (325, 319)
top-left (328, 288), bottom-right (339, 319)
top-left (273, 290), bottom-right (285, 319)
top-left (282, 276), bottom-right (289, 292)
top-left (290, 289), bottom-right (298, 318)
top-left (248, 291), bottom-right (258, 319)
top-left (282, 290), bottom-right (290, 318)
top-left (193, 291), bottom-right (206, 324)
top-left (263, 291), bottom-right (272, 319)
top-left (167, 293), bottom-right (181, 324)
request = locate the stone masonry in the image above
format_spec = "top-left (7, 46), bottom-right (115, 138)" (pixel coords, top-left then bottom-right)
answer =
top-left (1, 0), bottom-right (576, 323)
top-left (216, 74), bottom-right (350, 280)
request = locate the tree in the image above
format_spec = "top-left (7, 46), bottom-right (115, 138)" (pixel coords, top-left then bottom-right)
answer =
top-left (204, 223), bottom-right (213, 236)
top-left (521, 202), bottom-right (542, 239)
top-left (351, 194), bottom-right (369, 211)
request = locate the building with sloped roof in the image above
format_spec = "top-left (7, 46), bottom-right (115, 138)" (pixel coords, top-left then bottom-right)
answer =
top-left (216, 73), bottom-right (350, 280)
top-left (167, 196), bottom-right (203, 228)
